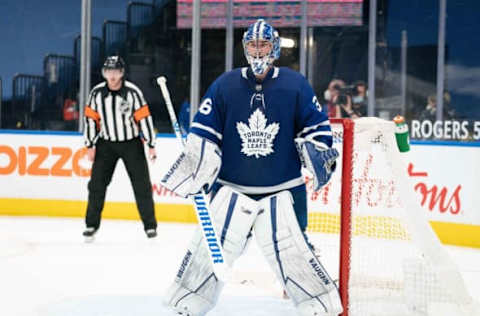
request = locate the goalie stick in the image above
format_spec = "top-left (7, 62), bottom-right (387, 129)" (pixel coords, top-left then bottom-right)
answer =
top-left (156, 76), bottom-right (229, 281)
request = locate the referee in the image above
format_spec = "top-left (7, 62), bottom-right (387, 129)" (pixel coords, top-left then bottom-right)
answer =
top-left (82, 56), bottom-right (157, 241)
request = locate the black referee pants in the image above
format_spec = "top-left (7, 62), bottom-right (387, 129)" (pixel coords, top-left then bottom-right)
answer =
top-left (85, 138), bottom-right (157, 231)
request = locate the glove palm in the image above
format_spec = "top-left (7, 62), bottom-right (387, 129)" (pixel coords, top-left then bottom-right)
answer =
top-left (297, 139), bottom-right (339, 191)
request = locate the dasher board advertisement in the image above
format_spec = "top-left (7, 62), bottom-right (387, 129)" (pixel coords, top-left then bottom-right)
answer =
top-left (0, 131), bottom-right (479, 247)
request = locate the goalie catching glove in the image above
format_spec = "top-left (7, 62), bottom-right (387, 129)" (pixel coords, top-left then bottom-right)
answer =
top-left (295, 138), bottom-right (339, 191)
top-left (161, 133), bottom-right (222, 197)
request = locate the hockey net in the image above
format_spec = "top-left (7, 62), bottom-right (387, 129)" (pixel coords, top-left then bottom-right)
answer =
top-left (306, 117), bottom-right (478, 316)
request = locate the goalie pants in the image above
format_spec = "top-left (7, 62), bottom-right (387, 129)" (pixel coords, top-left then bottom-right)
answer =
top-left (211, 183), bottom-right (308, 232)
top-left (85, 138), bottom-right (157, 230)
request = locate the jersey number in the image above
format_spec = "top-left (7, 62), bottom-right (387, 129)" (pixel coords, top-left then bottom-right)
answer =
top-left (199, 98), bottom-right (213, 115)
top-left (312, 96), bottom-right (322, 112)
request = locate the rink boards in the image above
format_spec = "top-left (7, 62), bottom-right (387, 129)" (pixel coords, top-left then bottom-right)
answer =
top-left (0, 130), bottom-right (479, 248)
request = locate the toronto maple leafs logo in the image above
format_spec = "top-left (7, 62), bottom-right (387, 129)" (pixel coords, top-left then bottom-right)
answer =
top-left (236, 108), bottom-right (280, 158)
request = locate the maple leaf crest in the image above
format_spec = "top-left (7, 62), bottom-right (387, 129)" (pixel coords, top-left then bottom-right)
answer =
top-left (236, 108), bottom-right (280, 158)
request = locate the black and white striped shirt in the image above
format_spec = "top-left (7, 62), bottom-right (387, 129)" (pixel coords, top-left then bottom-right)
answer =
top-left (84, 80), bottom-right (156, 148)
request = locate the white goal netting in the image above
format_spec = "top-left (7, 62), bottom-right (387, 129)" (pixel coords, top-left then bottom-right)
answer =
top-left (306, 117), bottom-right (479, 316)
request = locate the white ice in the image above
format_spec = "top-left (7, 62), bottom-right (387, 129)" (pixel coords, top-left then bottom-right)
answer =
top-left (0, 216), bottom-right (479, 316)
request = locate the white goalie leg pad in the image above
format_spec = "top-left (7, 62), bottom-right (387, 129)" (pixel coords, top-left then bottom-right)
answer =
top-left (161, 133), bottom-right (222, 198)
top-left (253, 191), bottom-right (343, 316)
top-left (164, 227), bottom-right (223, 316)
top-left (164, 186), bottom-right (259, 316)
top-left (209, 186), bottom-right (259, 265)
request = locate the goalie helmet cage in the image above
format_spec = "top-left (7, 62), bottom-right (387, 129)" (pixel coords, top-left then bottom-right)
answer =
top-left (307, 117), bottom-right (479, 316)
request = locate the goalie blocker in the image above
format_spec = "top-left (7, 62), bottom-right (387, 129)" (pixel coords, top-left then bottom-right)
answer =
top-left (161, 133), bottom-right (222, 198)
top-left (164, 186), bottom-right (343, 316)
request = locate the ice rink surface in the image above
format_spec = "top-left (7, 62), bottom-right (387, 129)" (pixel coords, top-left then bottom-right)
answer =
top-left (1, 216), bottom-right (479, 316)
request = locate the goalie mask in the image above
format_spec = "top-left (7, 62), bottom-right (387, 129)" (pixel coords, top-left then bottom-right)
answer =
top-left (242, 19), bottom-right (281, 76)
